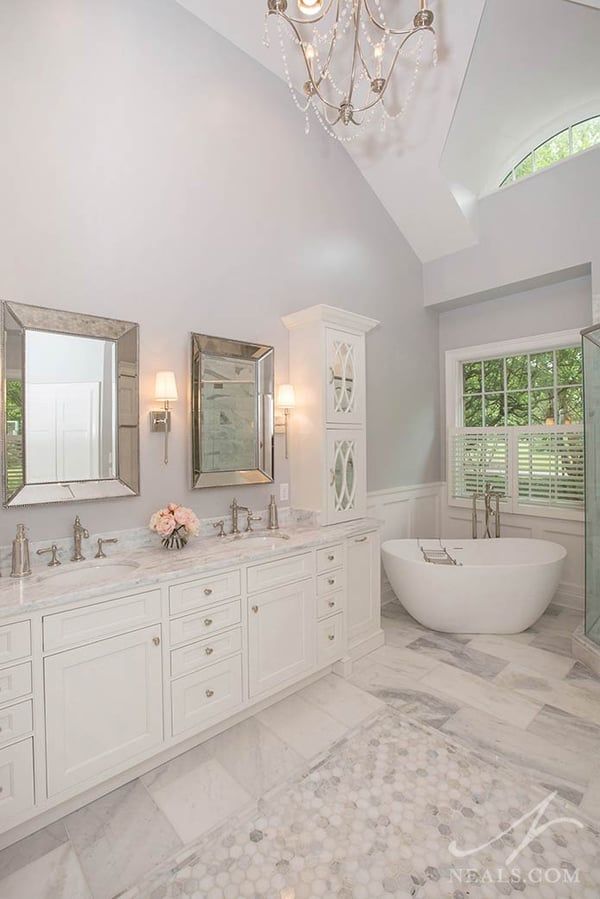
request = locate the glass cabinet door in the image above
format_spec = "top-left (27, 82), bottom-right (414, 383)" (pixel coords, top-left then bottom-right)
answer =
top-left (326, 329), bottom-right (365, 425)
top-left (326, 429), bottom-right (366, 524)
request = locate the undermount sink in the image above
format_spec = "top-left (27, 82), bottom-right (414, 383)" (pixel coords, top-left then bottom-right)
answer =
top-left (233, 533), bottom-right (290, 547)
top-left (41, 562), bottom-right (139, 589)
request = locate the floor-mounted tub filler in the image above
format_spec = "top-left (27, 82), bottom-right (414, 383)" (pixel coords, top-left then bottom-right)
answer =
top-left (382, 538), bottom-right (566, 634)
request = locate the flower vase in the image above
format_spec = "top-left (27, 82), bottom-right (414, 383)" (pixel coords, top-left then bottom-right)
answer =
top-left (162, 526), bottom-right (189, 550)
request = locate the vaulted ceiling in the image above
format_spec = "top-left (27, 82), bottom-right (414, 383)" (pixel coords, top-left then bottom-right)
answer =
top-left (175, 0), bottom-right (600, 264)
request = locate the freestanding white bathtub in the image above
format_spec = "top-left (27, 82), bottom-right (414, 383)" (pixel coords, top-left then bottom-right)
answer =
top-left (381, 538), bottom-right (566, 634)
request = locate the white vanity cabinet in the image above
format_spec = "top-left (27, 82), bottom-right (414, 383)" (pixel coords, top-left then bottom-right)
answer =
top-left (0, 526), bottom-right (380, 849)
top-left (248, 580), bottom-right (315, 697)
top-left (283, 305), bottom-right (378, 526)
top-left (44, 624), bottom-right (164, 796)
top-left (346, 529), bottom-right (382, 655)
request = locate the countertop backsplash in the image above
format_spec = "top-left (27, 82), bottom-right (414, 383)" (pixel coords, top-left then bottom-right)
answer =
top-left (0, 506), bottom-right (318, 578)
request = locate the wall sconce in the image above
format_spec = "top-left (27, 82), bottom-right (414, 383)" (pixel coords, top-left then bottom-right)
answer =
top-left (277, 384), bottom-right (295, 459)
top-left (150, 371), bottom-right (178, 464)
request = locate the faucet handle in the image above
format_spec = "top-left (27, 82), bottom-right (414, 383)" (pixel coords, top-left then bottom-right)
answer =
top-left (37, 545), bottom-right (61, 567)
top-left (212, 520), bottom-right (226, 538)
top-left (245, 511), bottom-right (262, 533)
top-left (95, 538), bottom-right (118, 559)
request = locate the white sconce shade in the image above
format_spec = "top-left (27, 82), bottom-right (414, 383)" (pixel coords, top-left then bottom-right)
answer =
top-left (277, 384), bottom-right (296, 409)
top-left (154, 371), bottom-right (178, 403)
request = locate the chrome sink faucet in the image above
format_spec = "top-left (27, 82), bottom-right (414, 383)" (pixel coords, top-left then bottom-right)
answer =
top-left (72, 516), bottom-right (90, 562)
top-left (230, 498), bottom-right (248, 535)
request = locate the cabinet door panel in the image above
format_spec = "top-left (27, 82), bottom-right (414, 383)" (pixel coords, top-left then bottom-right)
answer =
top-left (326, 329), bottom-right (365, 425)
top-left (44, 626), bottom-right (163, 796)
top-left (346, 531), bottom-right (381, 646)
top-left (326, 430), bottom-right (366, 524)
top-left (0, 738), bottom-right (34, 822)
top-left (248, 581), bottom-right (315, 697)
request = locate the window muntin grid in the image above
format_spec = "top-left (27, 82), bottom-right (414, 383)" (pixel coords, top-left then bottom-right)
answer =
top-left (500, 115), bottom-right (600, 188)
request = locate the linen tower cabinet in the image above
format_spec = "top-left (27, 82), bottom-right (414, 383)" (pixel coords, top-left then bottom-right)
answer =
top-left (282, 304), bottom-right (378, 524)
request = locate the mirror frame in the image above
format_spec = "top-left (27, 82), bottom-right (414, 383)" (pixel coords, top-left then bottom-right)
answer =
top-left (191, 332), bottom-right (274, 489)
top-left (2, 300), bottom-right (140, 507)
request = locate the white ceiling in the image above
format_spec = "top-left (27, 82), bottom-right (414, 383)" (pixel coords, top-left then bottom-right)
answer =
top-left (174, 0), bottom-right (599, 264)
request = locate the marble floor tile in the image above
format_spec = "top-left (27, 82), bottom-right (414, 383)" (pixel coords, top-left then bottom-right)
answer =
top-left (0, 820), bottom-right (68, 882)
top-left (442, 705), bottom-right (593, 794)
top-left (495, 664), bottom-right (600, 726)
top-left (0, 842), bottom-right (91, 899)
top-left (144, 756), bottom-right (253, 845)
top-left (528, 703), bottom-right (600, 758)
top-left (349, 660), bottom-right (462, 726)
top-left (381, 618), bottom-right (431, 647)
top-left (65, 778), bottom-right (181, 899)
top-left (406, 633), bottom-right (508, 680)
top-left (201, 716), bottom-right (304, 799)
top-left (467, 634), bottom-right (575, 679)
top-left (362, 642), bottom-right (442, 679)
top-left (141, 741), bottom-right (211, 793)
top-left (581, 773), bottom-right (600, 824)
top-left (297, 672), bottom-right (385, 727)
top-left (530, 632), bottom-right (575, 657)
top-left (421, 661), bottom-right (543, 728)
top-left (256, 692), bottom-right (347, 759)
top-left (567, 660), bottom-right (600, 683)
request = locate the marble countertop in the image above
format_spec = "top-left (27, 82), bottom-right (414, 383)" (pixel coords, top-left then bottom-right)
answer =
top-left (0, 519), bottom-right (380, 620)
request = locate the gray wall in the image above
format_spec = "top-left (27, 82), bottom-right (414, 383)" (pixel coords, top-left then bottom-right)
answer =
top-left (0, 0), bottom-right (440, 546)
top-left (424, 147), bottom-right (600, 308)
top-left (438, 274), bottom-right (593, 466)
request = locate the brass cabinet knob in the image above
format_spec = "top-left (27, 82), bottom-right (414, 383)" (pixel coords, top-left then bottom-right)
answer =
top-left (205, 646), bottom-right (214, 655)
top-left (328, 554), bottom-right (335, 561)
top-left (204, 618), bottom-right (213, 626)
top-left (204, 587), bottom-right (213, 596)
top-left (328, 634), bottom-right (335, 641)
top-left (252, 605), bottom-right (259, 614)
top-left (328, 577), bottom-right (335, 585)
top-left (205, 689), bottom-right (215, 698)
top-left (152, 636), bottom-right (160, 646)
top-left (328, 600), bottom-right (335, 608)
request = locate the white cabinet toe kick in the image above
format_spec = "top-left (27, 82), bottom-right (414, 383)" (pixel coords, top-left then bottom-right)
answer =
top-left (0, 526), bottom-right (380, 848)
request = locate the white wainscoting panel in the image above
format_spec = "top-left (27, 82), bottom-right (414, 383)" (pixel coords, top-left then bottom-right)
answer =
top-left (367, 484), bottom-right (444, 605)
top-left (441, 485), bottom-right (584, 610)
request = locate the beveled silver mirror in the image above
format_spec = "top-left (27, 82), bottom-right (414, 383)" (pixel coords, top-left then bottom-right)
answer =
top-left (2, 301), bottom-right (139, 507)
top-left (191, 333), bottom-right (274, 488)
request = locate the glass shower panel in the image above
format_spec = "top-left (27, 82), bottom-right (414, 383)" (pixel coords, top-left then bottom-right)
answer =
top-left (583, 326), bottom-right (600, 645)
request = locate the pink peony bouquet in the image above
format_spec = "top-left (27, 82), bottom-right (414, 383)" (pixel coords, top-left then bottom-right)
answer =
top-left (149, 503), bottom-right (200, 550)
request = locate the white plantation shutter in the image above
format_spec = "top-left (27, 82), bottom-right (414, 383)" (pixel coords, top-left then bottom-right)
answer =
top-left (517, 427), bottom-right (584, 509)
top-left (450, 429), bottom-right (509, 499)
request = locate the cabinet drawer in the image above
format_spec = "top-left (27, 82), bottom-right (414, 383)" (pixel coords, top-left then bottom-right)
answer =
top-left (247, 552), bottom-right (314, 594)
top-left (171, 628), bottom-right (242, 677)
top-left (317, 570), bottom-right (345, 596)
top-left (170, 600), bottom-right (241, 647)
top-left (0, 700), bottom-right (33, 747)
top-left (43, 590), bottom-right (161, 652)
top-left (169, 570), bottom-right (241, 617)
top-left (317, 590), bottom-right (344, 620)
top-left (0, 662), bottom-right (32, 706)
top-left (171, 655), bottom-right (243, 736)
top-left (316, 545), bottom-right (343, 574)
top-left (0, 621), bottom-right (31, 666)
top-left (317, 613), bottom-right (345, 666)
top-left (0, 738), bottom-right (35, 820)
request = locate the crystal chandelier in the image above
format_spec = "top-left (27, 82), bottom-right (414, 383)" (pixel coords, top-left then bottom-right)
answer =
top-left (264, 0), bottom-right (436, 140)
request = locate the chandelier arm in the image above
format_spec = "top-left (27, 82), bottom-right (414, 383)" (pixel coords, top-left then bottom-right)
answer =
top-left (348, 27), bottom-right (432, 114)
top-left (314, 1), bottom-right (341, 83)
top-left (347, 0), bottom-right (363, 103)
top-left (275, 13), bottom-right (352, 113)
top-left (362, 0), bottom-right (413, 36)
top-left (356, 30), bottom-right (374, 82)
top-left (267, 0), bottom-right (338, 28)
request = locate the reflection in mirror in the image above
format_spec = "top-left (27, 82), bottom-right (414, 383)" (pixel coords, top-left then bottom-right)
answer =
top-left (192, 334), bottom-right (274, 488)
top-left (2, 302), bottom-right (139, 507)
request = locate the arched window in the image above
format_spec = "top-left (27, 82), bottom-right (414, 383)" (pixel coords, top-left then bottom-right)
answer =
top-left (500, 115), bottom-right (600, 188)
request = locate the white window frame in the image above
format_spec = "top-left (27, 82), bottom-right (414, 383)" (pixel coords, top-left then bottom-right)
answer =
top-left (445, 328), bottom-right (585, 522)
